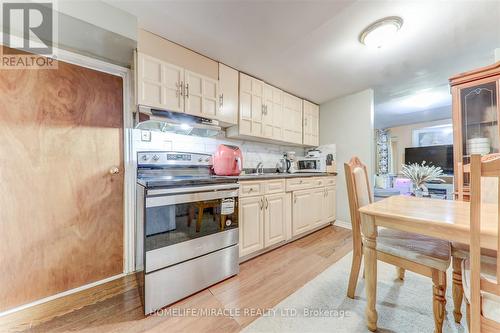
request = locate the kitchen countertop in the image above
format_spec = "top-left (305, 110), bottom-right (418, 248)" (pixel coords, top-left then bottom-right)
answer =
top-left (224, 172), bottom-right (337, 181)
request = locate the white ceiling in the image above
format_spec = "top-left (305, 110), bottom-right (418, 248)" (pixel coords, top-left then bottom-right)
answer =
top-left (107, 0), bottom-right (500, 128)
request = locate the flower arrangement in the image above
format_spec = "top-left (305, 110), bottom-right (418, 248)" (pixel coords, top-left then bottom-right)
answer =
top-left (400, 161), bottom-right (444, 194)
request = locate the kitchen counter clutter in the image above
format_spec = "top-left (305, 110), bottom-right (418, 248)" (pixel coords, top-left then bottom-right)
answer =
top-left (238, 175), bottom-right (336, 261)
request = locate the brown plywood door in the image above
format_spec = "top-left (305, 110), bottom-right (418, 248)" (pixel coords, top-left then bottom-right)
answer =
top-left (0, 57), bottom-right (124, 311)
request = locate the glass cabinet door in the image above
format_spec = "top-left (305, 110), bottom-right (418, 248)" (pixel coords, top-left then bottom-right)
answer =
top-left (460, 81), bottom-right (499, 164)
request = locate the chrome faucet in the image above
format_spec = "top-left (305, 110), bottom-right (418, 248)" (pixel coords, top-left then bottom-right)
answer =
top-left (256, 162), bottom-right (264, 175)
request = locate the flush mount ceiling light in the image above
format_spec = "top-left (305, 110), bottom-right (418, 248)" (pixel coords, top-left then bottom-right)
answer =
top-left (359, 16), bottom-right (403, 48)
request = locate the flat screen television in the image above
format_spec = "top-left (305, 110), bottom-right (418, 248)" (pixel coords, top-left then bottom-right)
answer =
top-left (404, 144), bottom-right (454, 174)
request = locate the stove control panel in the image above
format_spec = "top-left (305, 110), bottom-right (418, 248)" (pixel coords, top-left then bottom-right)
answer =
top-left (137, 151), bottom-right (212, 167)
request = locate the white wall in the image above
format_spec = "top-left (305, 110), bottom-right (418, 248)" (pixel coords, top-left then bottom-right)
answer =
top-left (57, 1), bottom-right (137, 40)
top-left (496, 48), bottom-right (500, 62)
top-left (320, 89), bottom-right (374, 225)
top-left (36, 1), bottom-right (138, 67)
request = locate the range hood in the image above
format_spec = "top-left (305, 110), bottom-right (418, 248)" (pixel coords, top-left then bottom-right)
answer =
top-left (136, 105), bottom-right (222, 137)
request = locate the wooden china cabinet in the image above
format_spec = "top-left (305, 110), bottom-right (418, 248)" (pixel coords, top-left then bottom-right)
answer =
top-left (450, 62), bottom-right (500, 200)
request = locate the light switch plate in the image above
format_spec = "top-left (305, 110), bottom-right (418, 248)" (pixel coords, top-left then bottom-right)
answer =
top-left (141, 130), bottom-right (151, 142)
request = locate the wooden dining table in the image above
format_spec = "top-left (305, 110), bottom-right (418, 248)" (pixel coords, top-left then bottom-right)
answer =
top-left (358, 195), bottom-right (498, 331)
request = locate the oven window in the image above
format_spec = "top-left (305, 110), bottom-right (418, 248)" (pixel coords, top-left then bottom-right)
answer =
top-left (145, 198), bottom-right (239, 251)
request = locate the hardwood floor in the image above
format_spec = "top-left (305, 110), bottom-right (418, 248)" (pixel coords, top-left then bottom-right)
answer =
top-left (0, 225), bottom-right (352, 333)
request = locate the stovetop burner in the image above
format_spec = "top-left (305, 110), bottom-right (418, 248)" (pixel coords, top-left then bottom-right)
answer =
top-left (136, 151), bottom-right (237, 189)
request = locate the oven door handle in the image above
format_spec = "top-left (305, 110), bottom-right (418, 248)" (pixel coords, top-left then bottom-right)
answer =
top-left (147, 183), bottom-right (239, 196)
top-left (146, 189), bottom-right (239, 208)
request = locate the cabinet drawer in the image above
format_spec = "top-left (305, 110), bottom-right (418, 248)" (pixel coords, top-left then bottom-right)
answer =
top-left (286, 178), bottom-right (314, 191)
top-left (323, 177), bottom-right (336, 187)
top-left (239, 181), bottom-right (264, 197)
top-left (265, 179), bottom-right (285, 194)
top-left (311, 177), bottom-right (326, 188)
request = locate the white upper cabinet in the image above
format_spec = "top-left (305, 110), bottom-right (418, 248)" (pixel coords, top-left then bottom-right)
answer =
top-left (184, 70), bottom-right (218, 118)
top-left (262, 83), bottom-right (274, 139)
top-left (137, 53), bottom-right (184, 113)
top-left (229, 75), bottom-right (312, 146)
top-left (303, 100), bottom-right (319, 146)
top-left (137, 50), bottom-right (320, 146)
top-left (136, 52), bottom-right (219, 120)
top-left (272, 87), bottom-right (284, 141)
top-left (239, 73), bottom-right (264, 137)
top-left (283, 93), bottom-right (303, 145)
top-left (263, 84), bottom-right (284, 141)
top-left (218, 64), bottom-right (238, 125)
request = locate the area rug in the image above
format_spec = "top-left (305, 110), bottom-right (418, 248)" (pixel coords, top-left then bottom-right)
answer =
top-left (243, 251), bottom-right (468, 333)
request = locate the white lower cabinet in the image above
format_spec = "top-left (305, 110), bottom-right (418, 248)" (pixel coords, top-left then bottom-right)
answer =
top-left (264, 193), bottom-right (287, 247)
top-left (292, 189), bottom-right (313, 236)
top-left (239, 177), bottom-right (336, 260)
top-left (239, 196), bottom-right (264, 257)
top-left (291, 180), bottom-right (337, 237)
top-left (310, 188), bottom-right (326, 229)
top-left (323, 186), bottom-right (336, 222)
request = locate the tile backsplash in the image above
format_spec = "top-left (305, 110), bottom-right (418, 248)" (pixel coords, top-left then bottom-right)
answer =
top-left (131, 129), bottom-right (307, 169)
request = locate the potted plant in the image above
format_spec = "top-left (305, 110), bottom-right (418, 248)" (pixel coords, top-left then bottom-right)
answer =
top-left (400, 161), bottom-right (444, 197)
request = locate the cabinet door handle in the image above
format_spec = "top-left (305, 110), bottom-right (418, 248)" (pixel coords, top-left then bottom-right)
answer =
top-left (259, 197), bottom-right (263, 210)
top-left (185, 83), bottom-right (189, 98)
top-left (179, 81), bottom-right (184, 97)
top-left (219, 93), bottom-right (224, 109)
top-left (176, 82), bottom-right (180, 97)
top-left (265, 197), bottom-right (269, 209)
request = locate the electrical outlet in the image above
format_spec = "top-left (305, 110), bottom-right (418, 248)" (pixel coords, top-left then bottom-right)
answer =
top-left (141, 130), bottom-right (151, 142)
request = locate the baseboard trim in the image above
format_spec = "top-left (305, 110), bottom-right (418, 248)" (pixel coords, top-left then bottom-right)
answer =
top-left (0, 273), bottom-right (126, 318)
top-left (334, 219), bottom-right (352, 230)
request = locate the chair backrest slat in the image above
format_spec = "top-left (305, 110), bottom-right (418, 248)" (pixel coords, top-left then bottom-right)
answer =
top-left (469, 154), bottom-right (500, 332)
top-left (344, 157), bottom-right (372, 251)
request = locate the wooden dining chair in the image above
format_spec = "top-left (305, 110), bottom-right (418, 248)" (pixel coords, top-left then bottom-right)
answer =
top-left (345, 157), bottom-right (451, 332)
top-left (451, 157), bottom-right (498, 323)
top-left (462, 154), bottom-right (500, 332)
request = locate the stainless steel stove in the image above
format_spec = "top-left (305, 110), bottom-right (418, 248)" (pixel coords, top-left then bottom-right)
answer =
top-left (136, 151), bottom-right (239, 314)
